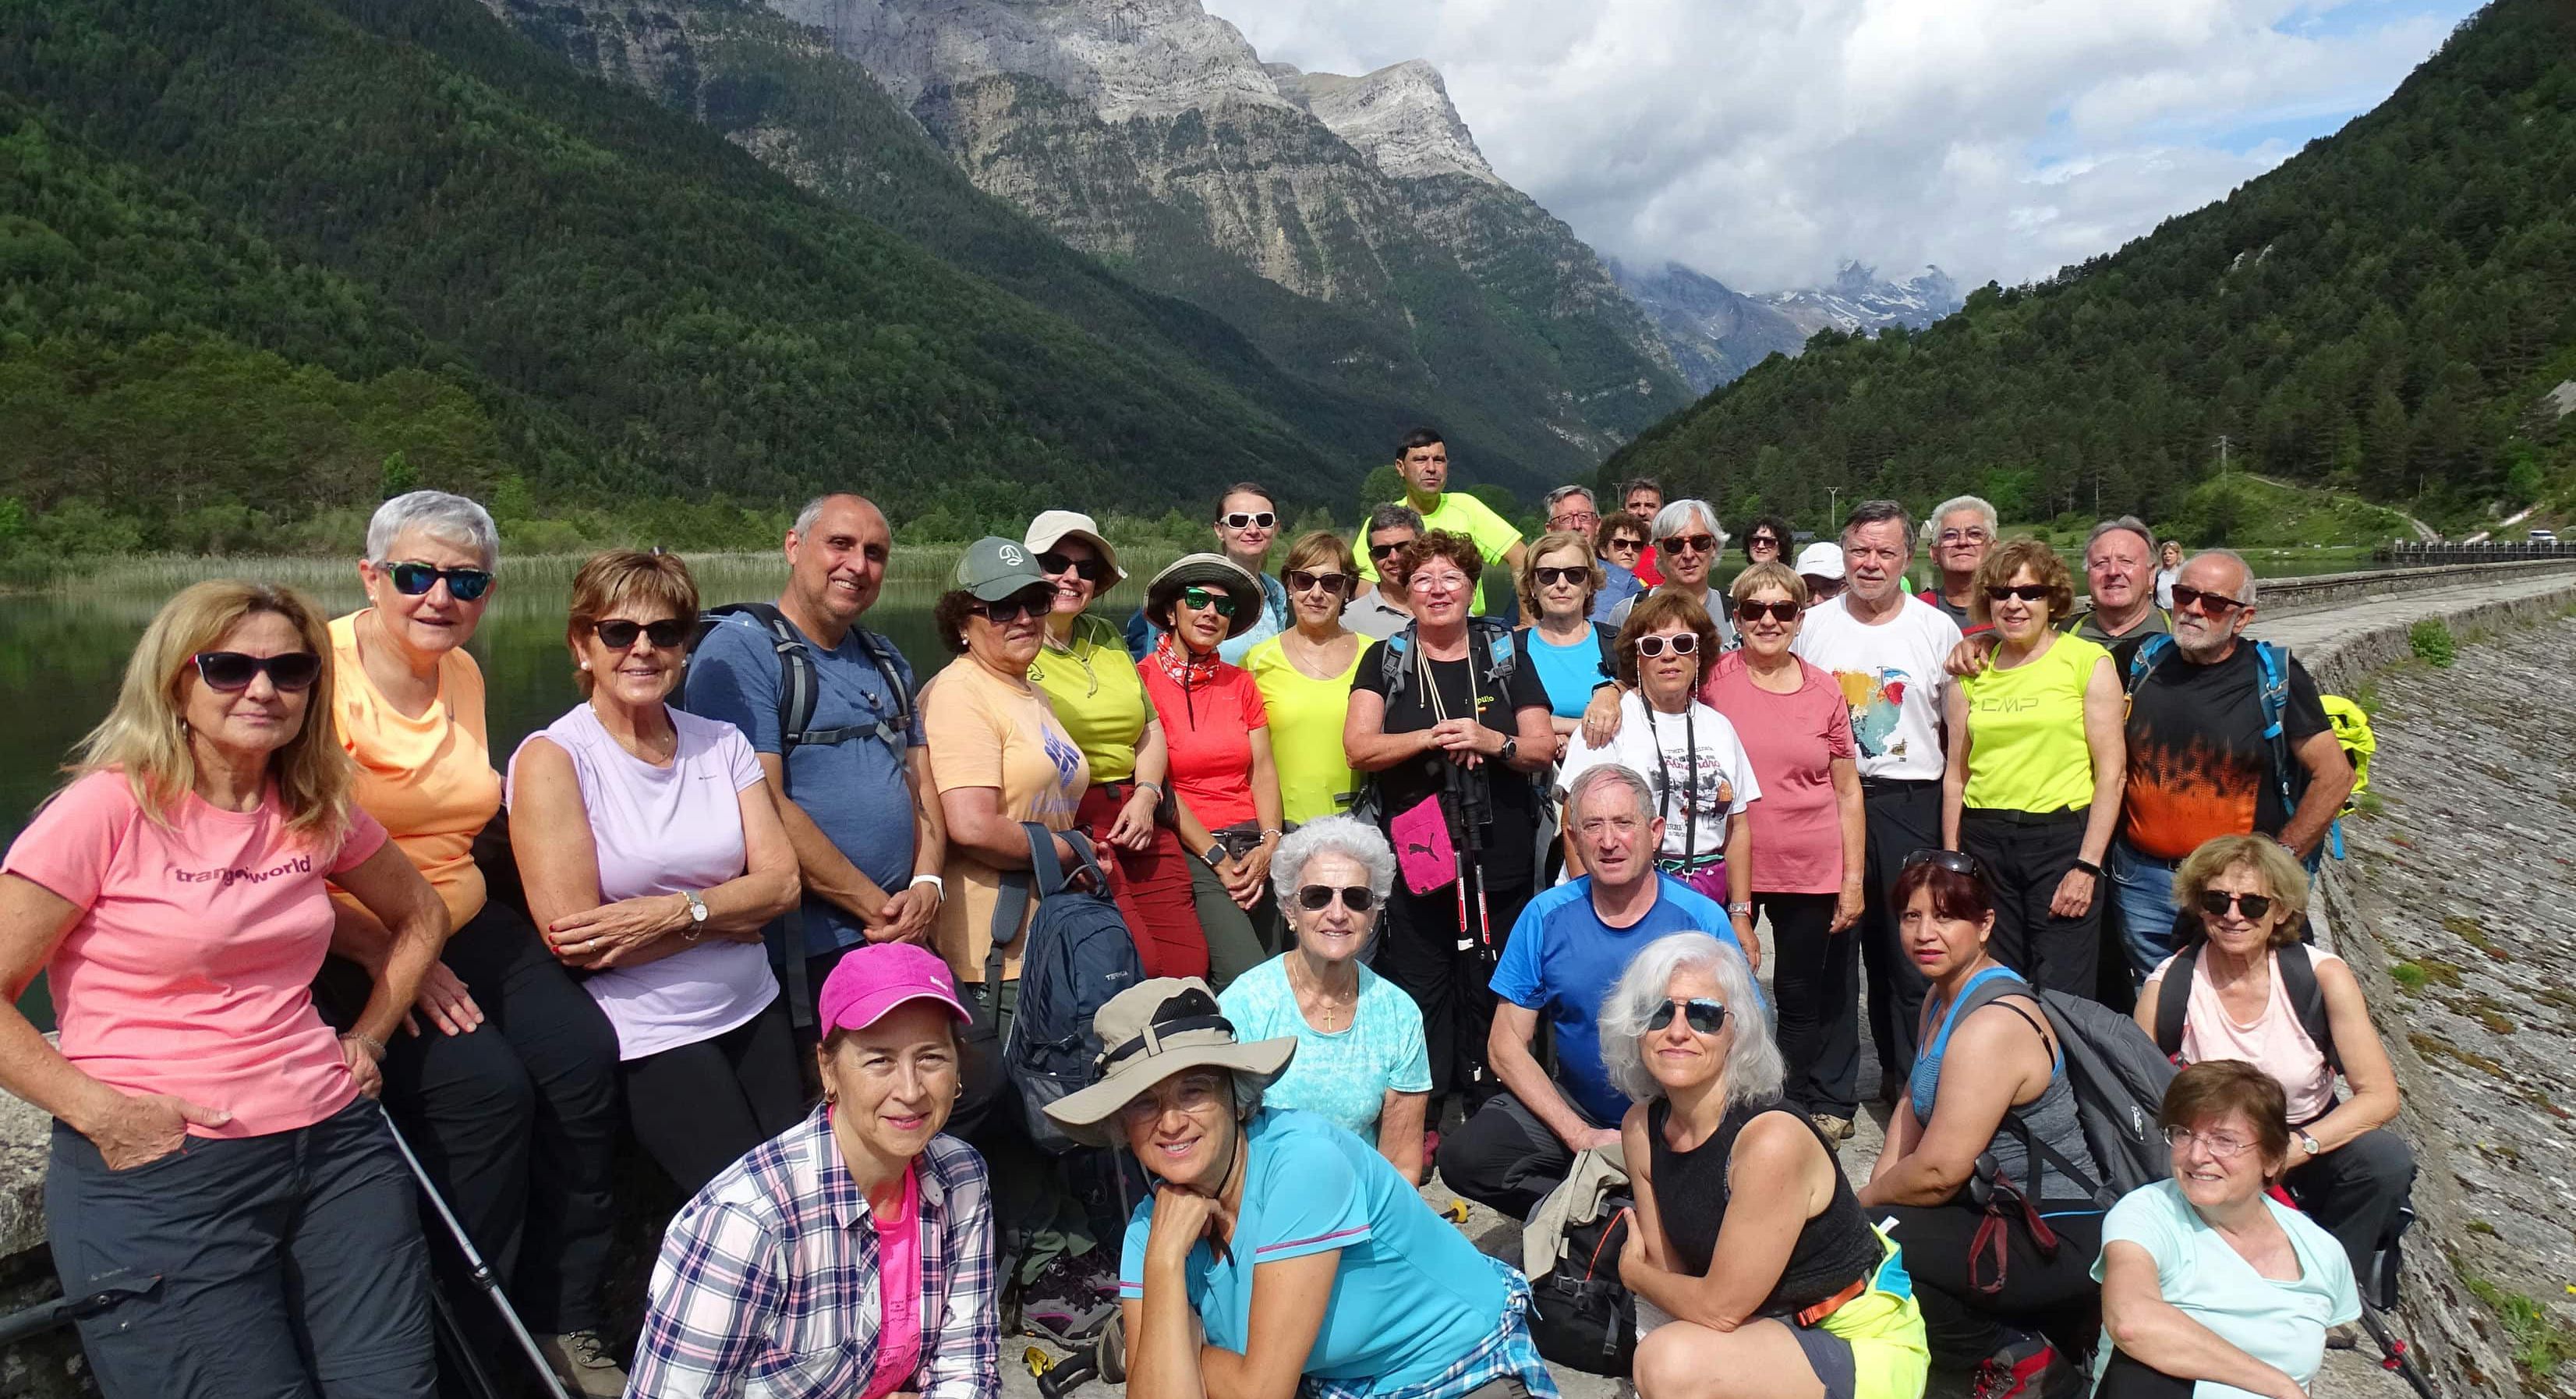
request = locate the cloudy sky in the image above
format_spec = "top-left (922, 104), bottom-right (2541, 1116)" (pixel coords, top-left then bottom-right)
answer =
top-left (1230, 0), bottom-right (2480, 294)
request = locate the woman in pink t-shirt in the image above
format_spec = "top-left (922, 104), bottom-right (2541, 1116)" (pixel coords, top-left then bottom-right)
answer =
top-left (1137, 554), bottom-right (1283, 987)
top-left (0, 580), bottom-right (449, 1399)
top-left (509, 551), bottom-right (801, 1198)
top-left (1701, 561), bottom-right (1868, 1142)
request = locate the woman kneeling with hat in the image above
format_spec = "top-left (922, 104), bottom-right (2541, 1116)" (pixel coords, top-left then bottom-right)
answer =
top-left (1049, 979), bottom-right (1559, 1399)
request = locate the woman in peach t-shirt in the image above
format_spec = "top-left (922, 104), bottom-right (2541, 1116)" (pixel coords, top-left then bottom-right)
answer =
top-left (0, 580), bottom-right (448, 1399)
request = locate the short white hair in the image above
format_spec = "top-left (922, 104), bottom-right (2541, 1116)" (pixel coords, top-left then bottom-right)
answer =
top-left (1565, 763), bottom-right (1654, 823)
top-left (366, 491), bottom-right (497, 568)
top-left (1651, 500), bottom-right (1724, 546)
top-left (1598, 933), bottom-right (1782, 1109)
top-left (1269, 816), bottom-right (1396, 906)
top-left (1932, 495), bottom-right (1999, 540)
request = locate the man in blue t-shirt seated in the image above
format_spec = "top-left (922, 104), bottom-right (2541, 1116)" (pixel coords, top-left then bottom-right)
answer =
top-left (1437, 763), bottom-right (1750, 1219)
top-left (680, 493), bottom-right (943, 1017)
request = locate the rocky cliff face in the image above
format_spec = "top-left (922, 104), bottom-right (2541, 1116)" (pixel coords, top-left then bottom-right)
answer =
top-left (1612, 259), bottom-right (1811, 394)
top-left (1760, 260), bottom-right (1963, 338)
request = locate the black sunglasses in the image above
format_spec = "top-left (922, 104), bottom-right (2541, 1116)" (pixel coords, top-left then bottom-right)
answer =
top-left (193, 650), bottom-right (322, 692)
top-left (1607, 536), bottom-right (1645, 552)
top-left (2196, 889), bottom-right (2276, 921)
top-left (1218, 511), bottom-right (1277, 530)
top-left (592, 618), bottom-right (691, 650)
top-left (1368, 540), bottom-right (1411, 560)
top-left (1736, 599), bottom-right (1797, 623)
top-left (1534, 566), bottom-right (1590, 587)
top-left (1285, 569), bottom-right (1350, 594)
top-left (2169, 583), bottom-right (2247, 616)
top-left (1178, 586), bottom-right (1239, 618)
top-left (1903, 848), bottom-right (1984, 879)
top-left (1295, 884), bottom-right (1376, 913)
top-left (1634, 632), bottom-right (1697, 657)
top-left (1645, 998), bottom-right (1729, 1035)
top-left (1661, 533), bottom-right (1719, 555)
top-left (1985, 583), bottom-right (2051, 603)
top-left (1037, 551), bottom-right (1109, 583)
top-left (382, 561), bottom-right (494, 601)
top-left (1747, 535), bottom-right (1782, 551)
top-left (974, 590), bottom-right (1054, 625)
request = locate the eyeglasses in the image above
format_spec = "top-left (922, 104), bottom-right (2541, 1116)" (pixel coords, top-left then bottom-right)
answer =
top-left (973, 590), bottom-right (1054, 625)
top-left (1218, 512), bottom-right (1277, 531)
top-left (2196, 889), bottom-right (2276, 921)
top-left (1902, 848), bottom-right (1983, 878)
top-left (1368, 540), bottom-right (1412, 561)
top-left (1634, 632), bottom-right (1697, 657)
top-left (1736, 599), bottom-right (1798, 623)
top-left (1177, 586), bottom-right (1239, 618)
top-left (1534, 566), bottom-right (1590, 587)
top-left (1286, 569), bottom-right (1350, 594)
top-left (1549, 511), bottom-right (1601, 531)
top-left (193, 651), bottom-right (322, 692)
top-left (1038, 551), bottom-right (1109, 583)
top-left (1985, 583), bottom-right (2051, 604)
top-left (1660, 533), bottom-right (1718, 555)
top-left (1644, 998), bottom-right (1729, 1036)
top-left (1938, 529), bottom-right (1993, 545)
top-left (1410, 572), bottom-right (1468, 595)
top-left (2169, 583), bottom-right (2247, 617)
top-left (2163, 1125), bottom-right (2256, 1159)
top-left (380, 561), bottom-right (494, 601)
top-left (1295, 884), bottom-right (1376, 913)
top-left (1115, 1075), bottom-right (1229, 1126)
top-left (591, 618), bottom-right (691, 650)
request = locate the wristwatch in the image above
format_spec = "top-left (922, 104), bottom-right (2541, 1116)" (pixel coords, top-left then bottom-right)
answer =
top-left (1499, 737), bottom-right (1520, 765)
top-left (2297, 1130), bottom-right (2322, 1158)
top-left (681, 889), bottom-right (710, 940)
top-left (1728, 901), bottom-right (1753, 918)
top-left (2071, 856), bottom-right (2104, 878)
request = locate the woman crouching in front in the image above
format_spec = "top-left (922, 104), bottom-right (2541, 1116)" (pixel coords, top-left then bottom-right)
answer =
top-left (1047, 979), bottom-right (1559, 1399)
top-left (628, 942), bottom-right (996, 1398)
top-left (1609, 933), bottom-right (1928, 1399)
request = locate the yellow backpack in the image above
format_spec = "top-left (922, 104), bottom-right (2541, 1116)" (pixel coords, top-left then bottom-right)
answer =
top-left (2319, 694), bottom-right (2375, 815)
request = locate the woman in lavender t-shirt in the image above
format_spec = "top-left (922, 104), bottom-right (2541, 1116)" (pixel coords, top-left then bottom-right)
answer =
top-left (510, 551), bottom-right (802, 1193)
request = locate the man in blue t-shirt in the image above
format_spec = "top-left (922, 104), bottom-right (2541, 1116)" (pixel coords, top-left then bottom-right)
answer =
top-left (1436, 763), bottom-right (1748, 1219)
top-left (681, 493), bottom-right (942, 1016)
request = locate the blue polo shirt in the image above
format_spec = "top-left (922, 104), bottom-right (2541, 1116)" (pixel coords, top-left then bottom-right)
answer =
top-left (1488, 874), bottom-right (1745, 1124)
top-left (681, 612), bottom-right (922, 956)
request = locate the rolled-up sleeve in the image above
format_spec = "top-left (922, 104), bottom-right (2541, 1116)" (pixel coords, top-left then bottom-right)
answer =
top-left (923, 1146), bottom-right (1000, 1399)
top-left (628, 1202), bottom-right (786, 1399)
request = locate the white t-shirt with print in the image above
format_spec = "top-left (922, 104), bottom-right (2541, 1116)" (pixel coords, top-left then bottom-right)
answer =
top-left (1792, 594), bottom-right (1962, 782)
top-left (1559, 692), bottom-right (1758, 864)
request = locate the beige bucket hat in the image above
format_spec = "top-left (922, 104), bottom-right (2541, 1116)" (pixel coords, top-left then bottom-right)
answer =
top-left (1042, 979), bottom-right (1297, 1148)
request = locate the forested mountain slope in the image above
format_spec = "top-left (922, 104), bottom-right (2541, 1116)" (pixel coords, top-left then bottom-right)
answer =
top-left (1605, 0), bottom-right (2576, 534)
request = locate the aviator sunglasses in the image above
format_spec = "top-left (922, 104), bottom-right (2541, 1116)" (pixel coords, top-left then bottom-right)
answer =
top-left (1736, 599), bottom-right (1798, 624)
top-left (592, 618), bottom-right (691, 650)
top-left (2196, 889), bottom-right (2275, 921)
top-left (1634, 632), bottom-right (1698, 657)
top-left (1645, 997), bottom-right (1729, 1035)
top-left (1038, 551), bottom-right (1110, 583)
top-left (380, 561), bottom-right (494, 601)
top-left (1295, 884), bottom-right (1375, 913)
top-left (193, 651), bottom-right (322, 692)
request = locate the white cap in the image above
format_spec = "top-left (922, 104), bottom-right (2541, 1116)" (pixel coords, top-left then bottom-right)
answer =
top-left (1795, 541), bottom-right (1845, 581)
top-left (1023, 510), bottom-right (1127, 583)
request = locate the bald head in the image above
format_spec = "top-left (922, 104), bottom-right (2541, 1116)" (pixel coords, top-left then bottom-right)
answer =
top-left (784, 493), bottom-right (891, 632)
top-left (2170, 551), bottom-right (2255, 661)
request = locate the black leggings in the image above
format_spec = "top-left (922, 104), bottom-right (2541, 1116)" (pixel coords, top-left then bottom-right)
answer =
top-left (1373, 876), bottom-right (1533, 1104)
top-left (622, 1000), bottom-right (805, 1195)
top-left (1882, 1196), bottom-right (2104, 1366)
top-left (1760, 891), bottom-right (1852, 1118)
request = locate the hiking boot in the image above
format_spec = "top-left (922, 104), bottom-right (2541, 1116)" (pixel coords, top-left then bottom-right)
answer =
top-left (1021, 1251), bottom-right (1119, 1344)
top-left (539, 1330), bottom-right (629, 1398)
top-left (1970, 1332), bottom-right (2082, 1399)
top-left (1810, 1114), bottom-right (1856, 1142)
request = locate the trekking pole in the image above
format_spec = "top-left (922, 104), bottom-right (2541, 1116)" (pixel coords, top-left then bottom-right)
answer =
top-left (380, 1104), bottom-right (575, 1399)
top-left (2357, 1305), bottom-right (2439, 1399)
top-left (0, 1269), bottom-right (157, 1347)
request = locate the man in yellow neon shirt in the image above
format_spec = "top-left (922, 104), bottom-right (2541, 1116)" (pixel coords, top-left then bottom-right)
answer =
top-left (1351, 427), bottom-right (1528, 614)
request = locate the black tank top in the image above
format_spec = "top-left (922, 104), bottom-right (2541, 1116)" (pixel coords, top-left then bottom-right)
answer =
top-left (1647, 1096), bottom-right (1884, 1314)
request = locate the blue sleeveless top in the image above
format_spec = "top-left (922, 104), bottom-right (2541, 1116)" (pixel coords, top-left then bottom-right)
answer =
top-left (1909, 965), bottom-right (2099, 1213)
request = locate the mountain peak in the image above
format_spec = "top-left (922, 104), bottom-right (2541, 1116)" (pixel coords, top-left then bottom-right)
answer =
top-left (1269, 58), bottom-right (1501, 186)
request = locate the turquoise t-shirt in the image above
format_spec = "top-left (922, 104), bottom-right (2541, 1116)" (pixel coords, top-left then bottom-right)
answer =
top-left (1520, 625), bottom-right (1609, 719)
top-left (1118, 1110), bottom-right (1504, 1391)
top-left (1219, 958), bottom-right (1431, 1140)
top-left (2089, 1180), bottom-right (2359, 1399)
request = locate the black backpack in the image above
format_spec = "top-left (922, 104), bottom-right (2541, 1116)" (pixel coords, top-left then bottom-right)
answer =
top-left (1528, 1200), bottom-right (1637, 1377)
top-left (975, 823), bottom-right (1144, 1155)
top-left (1951, 971), bottom-right (2176, 1211)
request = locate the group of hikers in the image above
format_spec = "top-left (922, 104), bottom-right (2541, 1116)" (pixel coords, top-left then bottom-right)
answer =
top-left (0, 424), bottom-right (2418, 1399)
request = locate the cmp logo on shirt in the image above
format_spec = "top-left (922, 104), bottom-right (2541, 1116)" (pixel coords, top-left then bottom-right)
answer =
top-left (169, 854), bottom-right (313, 887)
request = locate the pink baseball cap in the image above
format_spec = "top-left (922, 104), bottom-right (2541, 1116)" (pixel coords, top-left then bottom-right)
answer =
top-left (817, 943), bottom-right (971, 1036)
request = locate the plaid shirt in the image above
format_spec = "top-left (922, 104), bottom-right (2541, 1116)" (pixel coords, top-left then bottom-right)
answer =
top-left (628, 1108), bottom-right (998, 1399)
top-left (1306, 1256), bottom-right (1559, 1399)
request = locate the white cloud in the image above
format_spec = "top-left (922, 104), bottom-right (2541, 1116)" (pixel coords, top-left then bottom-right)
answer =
top-left (1226, 0), bottom-right (2471, 292)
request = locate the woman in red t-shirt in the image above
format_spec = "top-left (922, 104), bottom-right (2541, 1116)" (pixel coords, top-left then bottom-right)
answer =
top-left (1137, 555), bottom-right (1283, 987)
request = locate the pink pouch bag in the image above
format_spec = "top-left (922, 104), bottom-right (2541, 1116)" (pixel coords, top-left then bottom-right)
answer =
top-left (1389, 792), bottom-right (1459, 895)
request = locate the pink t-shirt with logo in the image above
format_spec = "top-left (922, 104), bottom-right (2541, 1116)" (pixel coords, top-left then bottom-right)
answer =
top-left (1701, 653), bottom-right (1858, 895)
top-left (3, 770), bottom-right (387, 1138)
top-left (862, 1161), bottom-right (925, 1399)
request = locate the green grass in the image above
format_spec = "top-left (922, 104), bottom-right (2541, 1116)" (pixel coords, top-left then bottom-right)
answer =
top-left (2409, 618), bottom-right (2458, 668)
top-left (2462, 1270), bottom-right (2576, 1380)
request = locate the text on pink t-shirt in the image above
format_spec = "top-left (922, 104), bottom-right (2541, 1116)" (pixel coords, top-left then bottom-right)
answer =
top-left (862, 1161), bottom-right (925, 1399)
top-left (2, 770), bottom-right (387, 1137)
top-left (1701, 653), bottom-right (1857, 895)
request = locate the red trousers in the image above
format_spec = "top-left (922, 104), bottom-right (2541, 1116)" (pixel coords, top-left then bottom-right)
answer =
top-left (1077, 783), bottom-right (1208, 979)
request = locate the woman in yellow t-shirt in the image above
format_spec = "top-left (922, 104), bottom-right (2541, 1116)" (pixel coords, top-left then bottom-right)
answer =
top-left (1023, 510), bottom-right (1209, 980)
top-left (1242, 531), bottom-right (1364, 827)
top-left (324, 491), bottom-right (626, 1392)
top-left (1940, 538), bottom-right (2125, 997)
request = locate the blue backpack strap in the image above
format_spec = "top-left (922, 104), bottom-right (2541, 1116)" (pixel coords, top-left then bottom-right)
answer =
top-left (2124, 632), bottom-right (2176, 693)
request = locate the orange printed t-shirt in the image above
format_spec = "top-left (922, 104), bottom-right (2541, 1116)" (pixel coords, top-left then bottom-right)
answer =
top-left (327, 611), bottom-right (502, 930)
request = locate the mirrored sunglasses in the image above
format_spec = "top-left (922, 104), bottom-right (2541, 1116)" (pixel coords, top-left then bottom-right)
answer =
top-left (383, 561), bottom-right (494, 600)
top-left (1644, 997), bottom-right (1728, 1035)
top-left (1178, 586), bottom-right (1239, 617)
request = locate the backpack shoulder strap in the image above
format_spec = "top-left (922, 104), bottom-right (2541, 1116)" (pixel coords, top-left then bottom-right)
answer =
top-left (2275, 943), bottom-right (2341, 1073)
top-left (851, 627), bottom-right (915, 732)
top-left (2153, 943), bottom-right (2199, 1058)
top-left (2125, 632), bottom-right (2177, 693)
top-left (1470, 616), bottom-right (1517, 685)
top-left (710, 602), bottom-right (820, 756)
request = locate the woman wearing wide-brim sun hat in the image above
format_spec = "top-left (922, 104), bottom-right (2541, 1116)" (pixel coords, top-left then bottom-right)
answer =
top-left (1135, 556), bottom-right (1286, 989)
top-left (1049, 978), bottom-right (1560, 1399)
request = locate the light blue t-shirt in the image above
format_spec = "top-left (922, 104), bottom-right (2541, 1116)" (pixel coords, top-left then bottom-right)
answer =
top-left (1488, 876), bottom-right (1746, 1125)
top-left (1118, 1110), bottom-right (1504, 1391)
top-left (679, 611), bottom-right (923, 956)
top-left (2089, 1179), bottom-right (2359, 1399)
top-left (1520, 625), bottom-right (1609, 720)
top-left (1219, 958), bottom-right (1431, 1140)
